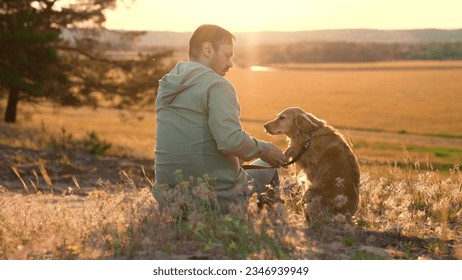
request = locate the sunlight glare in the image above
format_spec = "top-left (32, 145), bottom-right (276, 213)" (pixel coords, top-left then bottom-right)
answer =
top-left (250, 66), bottom-right (273, 72)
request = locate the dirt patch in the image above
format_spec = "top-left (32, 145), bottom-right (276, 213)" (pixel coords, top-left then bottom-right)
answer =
top-left (298, 223), bottom-right (456, 260)
top-left (0, 143), bottom-right (155, 194)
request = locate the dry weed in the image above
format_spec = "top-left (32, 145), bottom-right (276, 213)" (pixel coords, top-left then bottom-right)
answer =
top-left (0, 185), bottom-right (156, 259)
top-left (1, 162), bottom-right (461, 259)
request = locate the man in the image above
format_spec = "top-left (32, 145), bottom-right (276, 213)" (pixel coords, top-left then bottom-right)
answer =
top-left (154, 24), bottom-right (286, 203)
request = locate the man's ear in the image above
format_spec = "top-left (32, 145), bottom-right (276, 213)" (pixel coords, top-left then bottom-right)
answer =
top-left (295, 114), bottom-right (318, 132)
top-left (202, 42), bottom-right (213, 57)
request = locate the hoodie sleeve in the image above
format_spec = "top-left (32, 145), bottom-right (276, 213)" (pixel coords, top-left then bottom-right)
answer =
top-left (207, 78), bottom-right (269, 161)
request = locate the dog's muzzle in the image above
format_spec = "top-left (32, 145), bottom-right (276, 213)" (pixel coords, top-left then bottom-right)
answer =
top-left (264, 123), bottom-right (274, 135)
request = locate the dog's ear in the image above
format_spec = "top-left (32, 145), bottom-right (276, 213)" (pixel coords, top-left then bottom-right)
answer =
top-left (296, 114), bottom-right (318, 132)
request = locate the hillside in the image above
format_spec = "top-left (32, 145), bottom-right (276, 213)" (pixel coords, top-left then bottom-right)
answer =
top-left (133, 28), bottom-right (462, 48)
top-left (59, 28), bottom-right (462, 62)
top-left (60, 28), bottom-right (462, 49)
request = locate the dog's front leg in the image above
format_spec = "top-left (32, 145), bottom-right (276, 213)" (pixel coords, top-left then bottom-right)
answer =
top-left (284, 146), bottom-right (297, 160)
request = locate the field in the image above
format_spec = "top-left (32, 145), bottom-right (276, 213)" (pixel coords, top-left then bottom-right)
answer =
top-left (0, 61), bottom-right (461, 260)
top-left (230, 61), bottom-right (462, 170)
top-left (5, 61), bottom-right (462, 169)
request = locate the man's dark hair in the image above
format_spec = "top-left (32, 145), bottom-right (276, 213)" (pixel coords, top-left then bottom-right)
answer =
top-left (189, 24), bottom-right (236, 59)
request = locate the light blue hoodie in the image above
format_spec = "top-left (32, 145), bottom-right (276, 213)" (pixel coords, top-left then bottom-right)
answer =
top-left (154, 61), bottom-right (270, 201)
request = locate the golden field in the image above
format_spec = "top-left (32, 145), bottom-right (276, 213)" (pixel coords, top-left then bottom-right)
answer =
top-left (5, 60), bottom-right (462, 170)
top-left (233, 62), bottom-right (462, 136)
top-left (232, 61), bottom-right (462, 170)
top-left (232, 61), bottom-right (462, 136)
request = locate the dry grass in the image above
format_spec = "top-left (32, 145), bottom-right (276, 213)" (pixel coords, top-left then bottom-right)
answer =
top-left (1, 104), bottom-right (156, 159)
top-left (0, 187), bottom-right (157, 259)
top-left (0, 124), bottom-right (460, 259)
top-left (0, 161), bottom-right (460, 259)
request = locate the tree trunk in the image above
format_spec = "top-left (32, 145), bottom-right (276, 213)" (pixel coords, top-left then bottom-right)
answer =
top-left (4, 88), bottom-right (19, 123)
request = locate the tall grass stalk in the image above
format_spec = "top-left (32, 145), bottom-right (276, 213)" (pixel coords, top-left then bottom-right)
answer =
top-left (0, 161), bottom-right (460, 259)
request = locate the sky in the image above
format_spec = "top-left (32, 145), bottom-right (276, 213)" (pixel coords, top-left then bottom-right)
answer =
top-left (104, 0), bottom-right (462, 32)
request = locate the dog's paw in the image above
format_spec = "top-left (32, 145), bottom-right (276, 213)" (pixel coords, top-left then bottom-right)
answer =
top-left (284, 146), bottom-right (296, 159)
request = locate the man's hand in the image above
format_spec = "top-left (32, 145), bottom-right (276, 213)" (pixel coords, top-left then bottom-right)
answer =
top-left (260, 143), bottom-right (288, 167)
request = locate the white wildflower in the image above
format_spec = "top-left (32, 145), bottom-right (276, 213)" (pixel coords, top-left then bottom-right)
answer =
top-left (334, 194), bottom-right (348, 208)
top-left (335, 177), bottom-right (345, 188)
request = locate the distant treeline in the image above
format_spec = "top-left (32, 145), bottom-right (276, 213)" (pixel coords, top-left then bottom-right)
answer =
top-left (235, 42), bottom-right (462, 65)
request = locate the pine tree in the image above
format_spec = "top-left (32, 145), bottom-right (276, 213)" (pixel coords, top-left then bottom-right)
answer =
top-left (0, 0), bottom-right (171, 123)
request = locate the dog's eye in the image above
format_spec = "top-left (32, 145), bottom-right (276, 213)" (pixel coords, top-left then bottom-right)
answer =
top-left (278, 116), bottom-right (286, 120)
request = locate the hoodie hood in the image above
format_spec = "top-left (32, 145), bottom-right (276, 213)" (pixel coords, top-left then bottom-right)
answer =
top-left (156, 61), bottom-right (215, 106)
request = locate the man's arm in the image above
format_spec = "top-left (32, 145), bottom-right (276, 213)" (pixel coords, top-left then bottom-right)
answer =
top-left (207, 79), bottom-right (286, 166)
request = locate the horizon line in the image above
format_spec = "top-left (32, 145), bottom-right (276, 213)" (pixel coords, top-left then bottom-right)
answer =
top-left (104, 27), bottom-right (462, 33)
